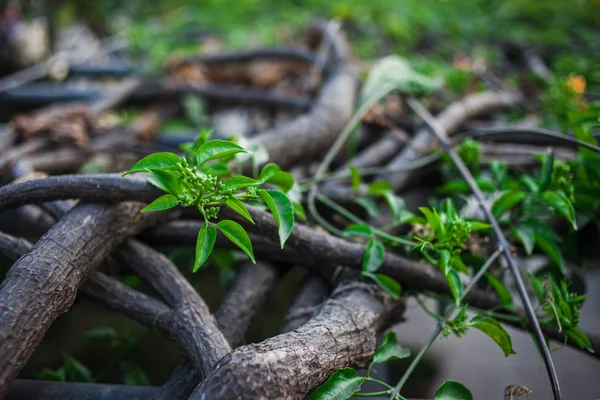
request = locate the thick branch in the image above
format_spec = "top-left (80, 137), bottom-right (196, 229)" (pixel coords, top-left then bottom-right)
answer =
top-left (156, 261), bottom-right (282, 400)
top-left (0, 202), bottom-right (171, 396)
top-left (281, 274), bottom-right (330, 333)
top-left (215, 261), bottom-right (281, 348)
top-left (190, 282), bottom-right (401, 400)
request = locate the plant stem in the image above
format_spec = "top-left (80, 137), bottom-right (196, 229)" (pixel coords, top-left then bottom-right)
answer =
top-left (366, 377), bottom-right (395, 390)
top-left (414, 295), bottom-right (443, 322)
top-left (315, 193), bottom-right (417, 246)
top-left (389, 247), bottom-right (502, 399)
top-left (354, 390), bottom-right (392, 397)
top-left (406, 97), bottom-right (563, 400)
top-left (299, 152), bottom-right (441, 186)
top-left (307, 82), bottom-right (398, 235)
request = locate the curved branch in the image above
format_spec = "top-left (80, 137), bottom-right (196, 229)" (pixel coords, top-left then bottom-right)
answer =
top-left (0, 202), bottom-right (173, 397)
top-left (215, 261), bottom-right (281, 348)
top-left (280, 274), bottom-right (330, 333)
top-left (155, 261), bottom-right (282, 400)
top-left (190, 282), bottom-right (402, 400)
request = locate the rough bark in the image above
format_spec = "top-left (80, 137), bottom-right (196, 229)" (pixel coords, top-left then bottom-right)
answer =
top-left (190, 282), bottom-right (401, 400)
top-left (0, 202), bottom-right (172, 397)
top-left (216, 261), bottom-right (281, 348)
top-left (155, 260), bottom-right (282, 400)
top-left (280, 274), bottom-right (330, 333)
top-left (116, 240), bottom-right (231, 376)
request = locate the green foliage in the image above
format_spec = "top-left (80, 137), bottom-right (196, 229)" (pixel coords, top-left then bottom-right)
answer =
top-left (360, 55), bottom-right (443, 106)
top-left (39, 354), bottom-right (92, 383)
top-left (434, 380), bottom-right (473, 400)
top-left (308, 368), bottom-right (364, 400)
top-left (468, 316), bottom-right (516, 357)
top-left (529, 274), bottom-right (593, 352)
top-left (371, 331), bottom-right (410, 365)
top-left (123, 134), bottom-right (295, 270)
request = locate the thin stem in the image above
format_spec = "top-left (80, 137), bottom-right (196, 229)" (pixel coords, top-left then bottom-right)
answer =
top-left (315, 193), bottom-right (417, 246)
top-left (307, 83), bottom-right (398, 233)
top-left (315, 83), bottom-right (398, 180)
top-left (458, 127), bottom-right (600, 153)
top-left (405, 97), bottom-right (562, 400)
top-left (354, 391), bottom-right (392, 398)
top-left (366, 377), bottom-right (395, 390)
top-left (299, 152), bottom-right (441, 186)
top-left (414, 295), bottom-right (443, 322)
top-left (389, 247), bottom-right (502, 399)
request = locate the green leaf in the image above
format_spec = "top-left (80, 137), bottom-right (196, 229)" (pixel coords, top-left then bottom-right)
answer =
top-left (535, 234), bottom-right (565, 275)
top-left (419, 207), bottom-right (444, 236)
top-left (222, 176), bottom-right (260, 191)
top-left (344, 223), bottom-right (373, 238)
top-left (468, 316), bottom-right (516, 357)
top-left (141, 194), bottom-right (179, 212)
top-left (539, 150), bottom-right (555, 192)
top-left (367, 180), bottom-right (392, 195)
top-left (469, 221), bottom-right (491, 231)
top-left (194, 224), bottom-right (217, 272)
top-left (122, 152), bottom-right (180, 176)
top-left (225, 199), bottom-right (254, 224)
top-left (485, 273), bottom-right (514, 310)
top-left (201, 161), bottom-right (231, 177)
top-left (566, 327), bottom-right (595, 353)
top-left (491, 190), bottom-right (527, 219)
top-left (438, 178), bottom-right (494, 194)
top-left (363, 272), bottom-right (402, 300)
top-left (63, 355), bottom-right (92, 382)
top-left (308, 368), bottom-right (365, 400)
top-left (259, 189), bottom-right (294, 248)
top-left (196, 140), bottom-right (246, 165)
top-left (446, 269), bottom-right (463, 307)
top-left (439, 249), bottom-right (452, 275)
top-left (294, 202), bottom-right (307, 221)
top-left (541, 191), bottom-right (577, 230)
top-left (356, 196), bottom-right (379, 218)
top-left (520, 175), bottom-right (540, 193)
top-left (148, 170), bottom-right (182, 195)
top-left (84, 328), bottom-right (119, 348)
top-left (217, 220), bottom-right (255, 263)
top-left (372, 331), bottom-right (411, 364)
top-left (38, 368), bottom-right (66, 382)
top-left (120, 361), bottom-right (151, 386)
top-left (363, 239), bottom-right (385, 273)
top-left (183, 95), bottom-right (207, 128)
top-left (434, 380), bottom-right (473, 400)
top-left (349, 165), bottom-right (361, 192)
top-left (528, 273), bottom-right (546, 304)
top-left (383, 192), bottom-right (405, 221)
top-left (259, 163), bottom-right (295, 192)
top-left (266, 171), bottom-right (295, 193)
top-left (360, 55), bottom-right (443, 106)
top-left (512, 222), bottom-right (535, 255)
top-left (259, 163), bottom-right (280, 181)
top-left (490, 160), bottom-right (507, 184)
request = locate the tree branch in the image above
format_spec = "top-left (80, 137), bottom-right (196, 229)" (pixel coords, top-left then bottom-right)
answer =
top-left (0, 202), bottom-right (173, 397)
top-left (190, 281), bottom-right (403, 400)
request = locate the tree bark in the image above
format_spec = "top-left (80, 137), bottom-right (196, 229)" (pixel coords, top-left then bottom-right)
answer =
top-left (190, 282), bottom-right (402, 400)
top-left (0, 202), bottom-right (172, 397)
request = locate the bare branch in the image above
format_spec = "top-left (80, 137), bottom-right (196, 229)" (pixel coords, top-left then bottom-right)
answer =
top-left (190, 282), bottom-right (403, 400)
